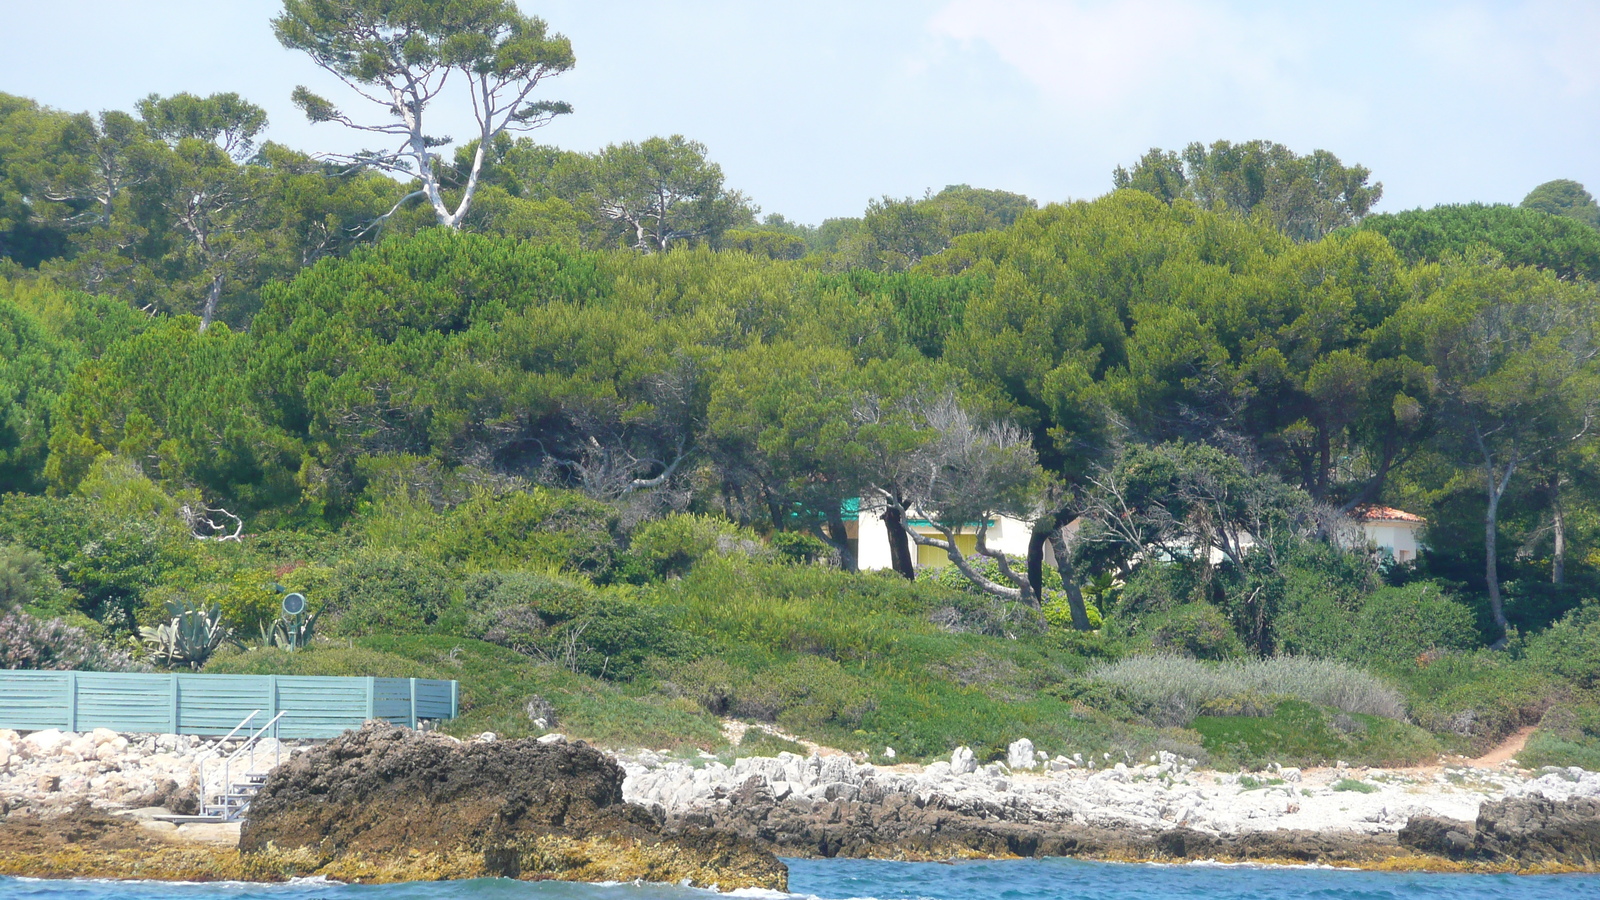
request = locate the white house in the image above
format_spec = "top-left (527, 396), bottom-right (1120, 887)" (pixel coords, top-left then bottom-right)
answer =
top-left (851, 503), bottom-right (1038, 571)
top-left (1350, 504), bottom-right (1426, 562)
top-left (845, 499), bottom-right (1426, 572)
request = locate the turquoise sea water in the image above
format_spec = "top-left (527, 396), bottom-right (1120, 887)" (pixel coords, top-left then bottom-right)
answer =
top-left (0, 858), bottom-right (1595, 900)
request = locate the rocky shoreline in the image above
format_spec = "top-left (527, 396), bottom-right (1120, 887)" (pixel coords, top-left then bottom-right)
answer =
top-left (1, 724), bottom-right (1598, 884)
top-left (619, 741), bottom-right (1600, 872)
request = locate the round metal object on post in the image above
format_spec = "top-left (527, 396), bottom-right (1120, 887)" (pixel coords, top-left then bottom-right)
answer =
top-left (281, 592), bottom-right (307, 616)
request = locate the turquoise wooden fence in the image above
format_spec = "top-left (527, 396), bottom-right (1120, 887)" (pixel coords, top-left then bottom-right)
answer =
top-left (0, 670), bottom-right (459, 739)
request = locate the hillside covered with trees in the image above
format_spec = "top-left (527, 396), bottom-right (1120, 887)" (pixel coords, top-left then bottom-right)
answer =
top-left (2, 1), bottom-right (1599, 771)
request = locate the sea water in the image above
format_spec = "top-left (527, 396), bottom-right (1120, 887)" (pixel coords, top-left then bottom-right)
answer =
top-left (0, 858), bottom-right (1594, 900)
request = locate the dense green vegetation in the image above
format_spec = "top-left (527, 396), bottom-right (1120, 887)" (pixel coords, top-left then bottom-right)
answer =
top-left (2, 1), bottom-right (1600, 771)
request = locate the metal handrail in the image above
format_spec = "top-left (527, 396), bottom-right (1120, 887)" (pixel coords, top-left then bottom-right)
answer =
top-left (221, 711), bottom-right (287, 807)
top-left (197, 710), bottom-right (259, 807)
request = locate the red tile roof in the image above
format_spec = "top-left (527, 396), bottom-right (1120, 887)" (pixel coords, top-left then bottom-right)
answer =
top-left (1353, 504), bottom-right (1426, 524)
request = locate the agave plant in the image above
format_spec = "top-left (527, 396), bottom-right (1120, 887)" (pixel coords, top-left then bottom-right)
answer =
top-left (258, 607), bottom-right (321, 652)
top-left (141, 600), bottom-right (238, 669)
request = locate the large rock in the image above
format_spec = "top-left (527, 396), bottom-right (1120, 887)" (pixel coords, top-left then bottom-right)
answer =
top-left (241, 723), bottom-right (784, 889)
top-left (1400, 796), bottom-right (1600, 865)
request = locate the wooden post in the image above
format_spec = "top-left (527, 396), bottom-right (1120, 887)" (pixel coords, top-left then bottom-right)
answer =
top-left (169, 673), bottom-right (180, 734)
top-left (451, 681), bottom-right (459, 719)
top-left (65, 671), bottom-right (77, 732)
top-left (269, 675), bottom-right (279, 738)
top-left (364, 678), bottom-right (375, 723)
top-left (408, 678), bottom-right (418, 729)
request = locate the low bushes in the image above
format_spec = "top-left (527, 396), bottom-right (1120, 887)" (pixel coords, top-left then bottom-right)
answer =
top-left (1521, 698), bottom-right (1600, 771)
top-left (325, 548), bottom-right (453, 635)
top-left (1088, 654), bottom-right (1408, 727)
top-left (1277, 581), bottom-right (1479, 670)
top-left (457, 570), bottom-right (683, 680)
top-left (0, 610), bottom-right (141, 671)
top-left (1193, 700), bottom-right (1441, 768)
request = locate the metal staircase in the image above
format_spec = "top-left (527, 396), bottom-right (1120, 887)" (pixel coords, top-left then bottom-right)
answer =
top-left (155, 709), bottom-right (285, 823)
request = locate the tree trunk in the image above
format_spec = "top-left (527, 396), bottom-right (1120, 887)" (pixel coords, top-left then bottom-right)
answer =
top-left (1550, 475), bottom-right (1566, 586)
top-left (1026, 525), bottom-right (1049, 606)
top-left (1047, 528), bottom-right (1093, 630)
top-left (825, 508), bottom-right (858, 573)
top-left (1485, 471), bottom-right (1510, 643)
top-left (199, 272), bottom-right (224, 331)
top-left (883, 504), bottom-right (916, 580)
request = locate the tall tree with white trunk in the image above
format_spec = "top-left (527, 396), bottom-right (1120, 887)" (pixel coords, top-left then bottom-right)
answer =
top-left (273, 0), bottom-right (575, 231)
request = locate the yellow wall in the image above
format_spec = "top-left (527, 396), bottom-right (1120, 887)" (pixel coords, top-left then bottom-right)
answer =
top-left (916, 532), bottom-right (978, 567)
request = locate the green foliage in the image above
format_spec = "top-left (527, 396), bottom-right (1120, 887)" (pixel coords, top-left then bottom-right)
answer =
top-left (1114, 140), bottom-right (1382, 241)
top-left (1277, 581), bottom-right (1479, 670)
top-left (140, 599), bottom-right (237, 669)
top-left (770, 530), bottom-right (833, 566)
top-left (1522, 180), bottom-right (1600, 230)
top-left (1331, 777), bottom-right (1382, 793)
top-left (0, 609), bottom-right (140, 671)
top-left (1144, 604), bottom-right (1249, 661)
top-left (621, 515), bottom-right (768, 582)
top-left (207, 571), bottom-right (284, 638)
top-left (1521, 697), bottom-right (1600, 771)
top-left (0, 543), bottom-right (63, 612)
top-left (738, 729), bottom-right (808, 757)
top-left (1360, 203), bottom-right (1600, 281)
top-left (1043, 596), bottom-right (1102, 630)
top-left (0, 295), bottom-right (73, 493)
top-left (325, 548), bottom-right (453, 635)
top-left (1089, 655), bottom-right (1408, 727)
top-left (458, 570), bottom-right (681, 680)
top-left (0, 492), bottom-right (189, 628)
top-left (1523, 602), bottom-right (1600, 688)
top-left (1193, 701), bottom-right (1440, 768)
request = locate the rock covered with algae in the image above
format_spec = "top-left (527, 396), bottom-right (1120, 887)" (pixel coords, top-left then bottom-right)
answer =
top-left (239, 723), bottom-right (786, 889)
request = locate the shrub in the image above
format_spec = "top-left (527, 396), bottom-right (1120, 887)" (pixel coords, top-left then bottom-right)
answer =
top-left (1192, 701), bottom-right (1440, 768)
top-left (621, 514), bottom-right (768, 582)
top-left (771, 530), bottom-right (834, 566)
top-left (0, 543), bottom-right (63, 611)
top-left (659, 653), bottom-right (876, 734)
top-left (1147, 603), bottom-right (1247, 660)
top-left (1118, 561), bottom-right (1204, 613)
top-left (356, 481), bottom-right (621, 576)
top-left (326, 548), bottom-right (453, 635)
top-left (744, 656), bottom-right (877, 733)
top-left (459, 571), bottom-right (683, 680)
top-left (207, 571), bottom-right (284, 637)
top-left (0, 493), bottom-right (188, 627)
top-left (1088, 654), bottom-right (1408, 726)
top-left (739, 728), bottom-right (808, 757)
top-left (1524, 602), bottom-right (1600, 688)
top-left (1042, 596), bottom-right (1103, 630)
top-left (1521, 698), bottom-right (1600, 771)
top-left (1278, 580), bottom-right (1478, 669)
top-left (0, 610), bottom-right (141, 671)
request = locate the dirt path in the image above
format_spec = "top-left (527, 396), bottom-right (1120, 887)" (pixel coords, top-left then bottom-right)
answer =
top-left (1469, 725), bottom-right (1536, 768)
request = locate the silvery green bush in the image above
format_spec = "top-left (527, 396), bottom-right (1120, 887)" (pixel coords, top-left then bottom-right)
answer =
top-left (1089, 654), bottom-right (1407, 726)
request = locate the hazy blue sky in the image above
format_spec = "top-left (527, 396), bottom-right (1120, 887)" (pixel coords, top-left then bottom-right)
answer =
top-left (3, 1), bottom-right (1596, 224)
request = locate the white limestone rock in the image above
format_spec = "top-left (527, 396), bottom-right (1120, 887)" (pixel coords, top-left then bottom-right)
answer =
top-left (951, 746), bottom-right (977, 775)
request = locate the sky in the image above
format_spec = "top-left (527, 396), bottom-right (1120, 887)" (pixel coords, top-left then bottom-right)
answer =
top-left (2, 1), bottom-right (1597, 225)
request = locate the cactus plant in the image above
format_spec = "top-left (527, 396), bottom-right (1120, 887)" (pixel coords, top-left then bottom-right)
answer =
top-left (258, 606), bottom-right (320, 651)
top-left (141, 600), bottom-right (237, 669)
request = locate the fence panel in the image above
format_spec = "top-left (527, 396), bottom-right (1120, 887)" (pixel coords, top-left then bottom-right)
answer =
top-left (273, 676), bottom-right (377, 739)
top-left (413, 679), bottom-right (455, 721)
top-left (0, 671), bottom-right (70, 731)
top-left (0, 671), bottom-right (458, 738)
top-left (76, 673), bottom-right (174, 734)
